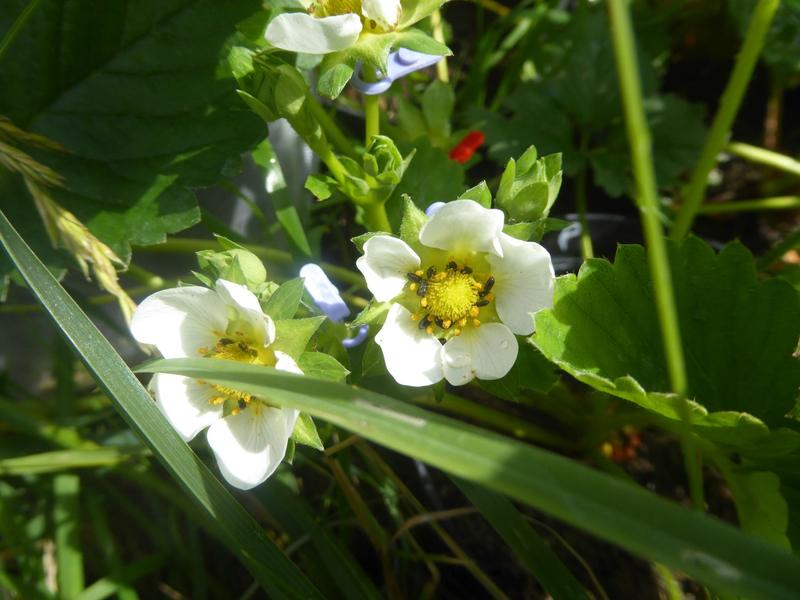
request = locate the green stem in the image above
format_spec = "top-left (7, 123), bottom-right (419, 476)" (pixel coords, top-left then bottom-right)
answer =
top-left (727, 141), bottom-right (800, 177)
top-left (607, 0), bottom-right (701, 511)
top-left (318, 144), bottom-right (348, 185)
top-left (671, 0), bottom-right (780, 239)
top-left (698, 195), bottom-right (800, 214)
top-left (576, 136), bottom-right (594, 260)
top-left (364, 94), bottom-right (379, 146)
top-left (133, 238), bottom-right (365, 287)
top-left (607, 0), bottom-right (687, 397)
top-left (362, 202), bottom-right (392, 233)
top-left (431, 9), bottom-right (450, 83)
top-left (307, 99), bottom-right (358, 160)
top-left (0, 0), bottom-right (42, 63)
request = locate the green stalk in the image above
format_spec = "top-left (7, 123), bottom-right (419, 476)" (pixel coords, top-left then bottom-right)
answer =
top-left (431, 9), bottom-right (450, 83)
top-left (362, 202), bottom-right (392, 233)
top-left (364, 94), bottom-right (380, 145)
top-left (318, 144), bottom-right (348, 185)
top-left (727, 141), bottom-right (800, 177)
top-left (698, 195), bottom-right (800, 214)
top-left (757, 228), bottom-right (800, 270)
top-left (671, 0), bottom-right (780, 238)
top-left (307, 99), bottom-right (358, 160)
top-left (0, 0), bottom-right (42, 63)
top-left (135, 238), bottom-right (364, 287)
top-left (607, 0), bottom-right (701, 510)
top-left (576, 135), bottom-right (594, 260)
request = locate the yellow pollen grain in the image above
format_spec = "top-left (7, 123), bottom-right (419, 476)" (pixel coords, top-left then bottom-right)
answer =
top-left (415, 270), bottom-right (424, 277)
top-left (459, 318), bottom-right (468, 327)
top-left (426, 326), bottom-right (434, 335)
top-left (453, 328), bottom-right (461, 336)
top-left (469, 306), bottom-right (480, 317)
top-left (409, 283), bottom-right (418, 292)
top-left (442, 319), bottom-right (452, 328)
top-left (473, 319), bottom-right (481, 327)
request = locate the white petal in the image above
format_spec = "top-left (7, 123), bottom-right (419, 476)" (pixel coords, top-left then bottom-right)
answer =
top-left (275, 351), bottom-right (303, 375)
top-left (130, 286), bottom-right (226, 358)
top-left (207, 406), bottom-right (299, 490)
top-left (441, 324), bottom-right (518, 386)
top-left (214, 279), bottom-right (276, 345)
top-left (488, 234), bottom-right (555, 335)
top-left (361, 0), bottom-right (401, 28)
top-left (265, 13), bottom-right (362, 54)
top-left (356, 235), bottom-right (420, 302)
top-left (375, 304), bottom-right (443, 386)
top-left (150, 374), bottom-right (222, 441)
top-left (419, 200), bottom-right (505, 256)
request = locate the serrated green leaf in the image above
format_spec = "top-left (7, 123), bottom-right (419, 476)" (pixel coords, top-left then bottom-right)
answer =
top-left (263, 278), bottom-right (306, 321)
top-left (141, 357), bottom-right (800, 600)
top-left (533, 237), bottom-right (800, 429)
top-left (298, 352), bottom-right (349, 383)
top-left (272, 316), bottom-right (325, 361)
top-left (0, 0), bottom-right (265, 284)
top-left (290, 413), bottom-right (324, 451)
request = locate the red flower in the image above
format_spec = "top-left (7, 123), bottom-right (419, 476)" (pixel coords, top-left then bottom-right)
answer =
top-left (449, 131), bottom-right (485, 164)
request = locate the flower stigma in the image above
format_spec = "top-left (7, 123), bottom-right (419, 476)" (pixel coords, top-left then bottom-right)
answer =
top-left (407, 261), bottom-right (495, 338)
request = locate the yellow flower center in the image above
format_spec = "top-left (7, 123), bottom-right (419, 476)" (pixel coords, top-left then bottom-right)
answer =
top-left (406, 261), bottom-right (495, 338)
top-left (425, 271), bottom-right (479, 323)
top-left (198, 335), bottom-right (275, 414)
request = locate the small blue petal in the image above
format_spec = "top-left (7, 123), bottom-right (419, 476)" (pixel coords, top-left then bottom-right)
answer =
top-left (300, 263), bottom-right (350, 323)
top-left (342, 324), bottom-right (369, 349)
top-left (425, 201), bottom-right (446, 217)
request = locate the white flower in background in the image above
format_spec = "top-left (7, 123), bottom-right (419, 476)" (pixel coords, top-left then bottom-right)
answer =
top-left (265, 0), bottom-right (403, 55)
top-left (130, 279), bottom-right (301, 490)
top-left (356, 200), bottom-right (555, 386)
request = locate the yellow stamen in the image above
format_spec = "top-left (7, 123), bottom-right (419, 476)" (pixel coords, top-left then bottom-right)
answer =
top-left (409, 282), bottom-right (418, 292)
top-left (469, 306), bottom-right (480, 318)
top-left (473, 319), bottom-right (481, 327)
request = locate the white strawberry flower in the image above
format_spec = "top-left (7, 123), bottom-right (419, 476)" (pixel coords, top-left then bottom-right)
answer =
top-left (130, 279), bottom-right (301, 490)
top-left (356, 200), bottom-right (555, 386)
top-left (265, 0), bottom-right (403, 55)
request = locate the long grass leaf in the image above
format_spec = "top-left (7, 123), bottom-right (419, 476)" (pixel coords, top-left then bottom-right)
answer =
top-left (0, 209), bottom-right (322, 600)
top-left (454, 477), bottom-right (589, 600)
top-left (140, 357), bottom-right (800, 600)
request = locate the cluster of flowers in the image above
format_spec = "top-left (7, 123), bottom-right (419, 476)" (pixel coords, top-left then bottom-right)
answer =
top-left (131, 201), bottom-right (554, 489)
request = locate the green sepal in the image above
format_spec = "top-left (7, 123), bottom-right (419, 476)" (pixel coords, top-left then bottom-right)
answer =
top-left (399, 194), bottom-right (427, 245)
top-left (298, 352), bottom-right (350, 383)
top-left (351, 300), bottom-right (390, 327)
top-left (458, 181), bottom-right (492, 208)
top-left (351, 231), bottom-right (385, 253)
top-left (305, 173), bottom-right (334, 201)
top-left (196, 247), bottom-right (267, 289)
top-left (263, 278), bottom-right (306, 321)
top-left (284, 439), bottom-right (296, 464)
top-left (496, 146), bottom-right (563, 222)
top-left (272, 316), bottom-right (326, 361)
top-left (318, 54), bottom-right (356, 100)
top-left (291, 413), bottom-right (324, 451)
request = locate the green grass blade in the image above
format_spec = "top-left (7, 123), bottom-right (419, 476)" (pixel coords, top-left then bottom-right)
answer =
top-left (73, 554), bottom-right (165, 600)
top-left (453, 477), bottom-right (589, 600)
top-left (261, 480), bottom-right (383, 600)
top-left (53, 473), bottom-right (84, 598)
top-left (0, 209), bottom-right (323, 600)
top-left (140, 357), bottom-right (800, 600)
